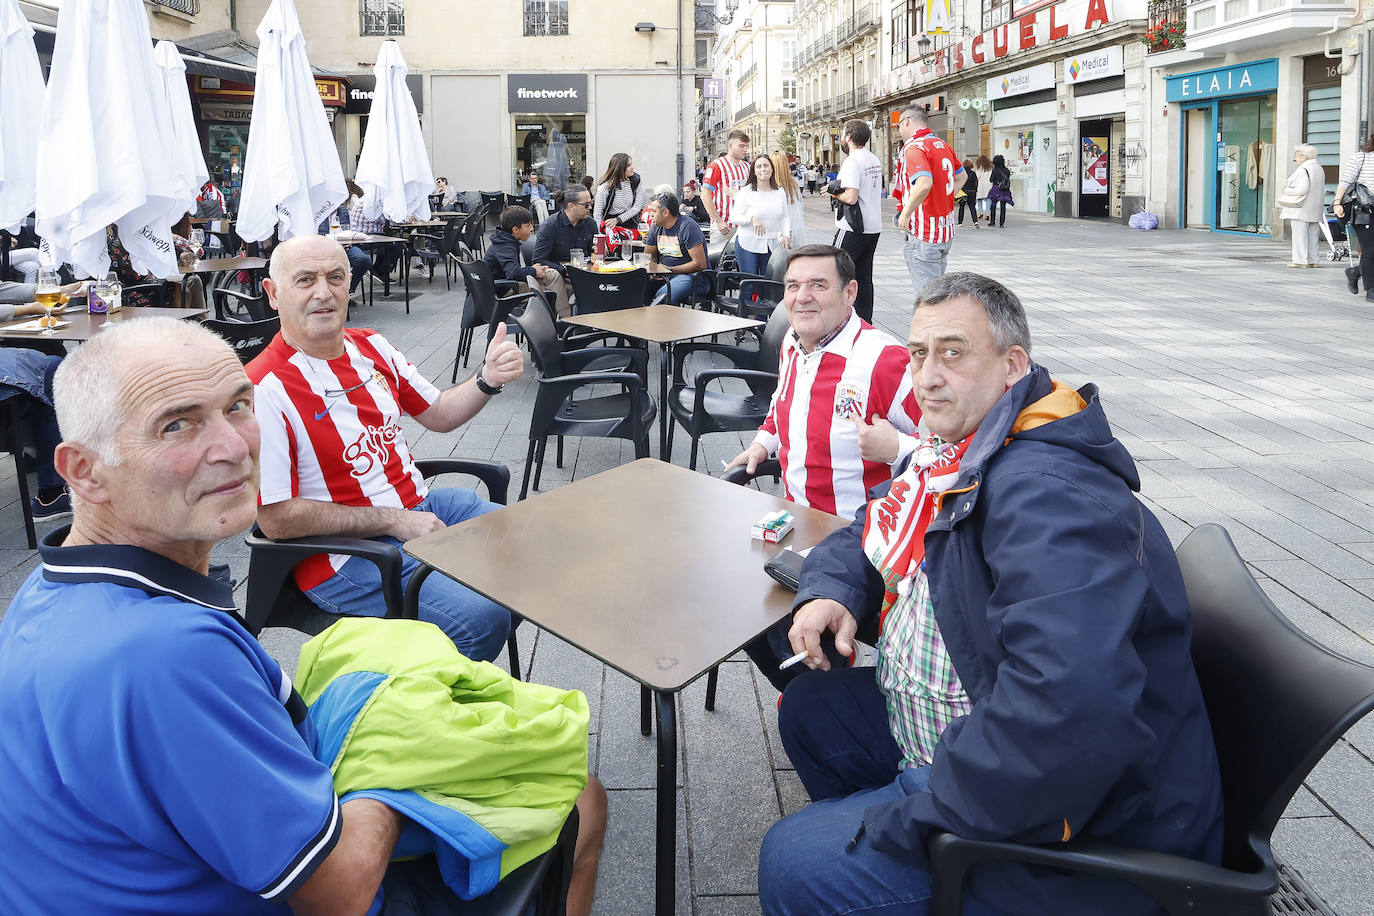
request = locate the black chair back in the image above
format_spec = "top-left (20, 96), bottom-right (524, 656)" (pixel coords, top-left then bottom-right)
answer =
top-left (458, 259), bottom-right (500, 326)
top-left (521, 238), bottom-right (537, 266)
top-left (428, 193), bottom-right (444, 211)
top-left (511, 294), bottom-right (564, 378)
top-left (737, 277), bottom-right (785, 323)
top-left (567, 266), bottom-right (647, 315)
top-left (480, 192), bottom-right (505, 229)
top-left (203, 316), bottom-right (281, 364)
top-left (459, 207), bottom-right (487, 260)
top-left (756, 304), bottom-right (791, 374)
top-left (508, 193), bottom-right (532, 211)
top-left (766, 245), bottom-right (788, 282)
top-left (1176, 523), bottom-right (1374, 868)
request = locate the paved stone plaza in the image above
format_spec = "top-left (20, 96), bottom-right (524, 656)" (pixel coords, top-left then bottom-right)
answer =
top-left (1, 198), bottom-right (1371, 914)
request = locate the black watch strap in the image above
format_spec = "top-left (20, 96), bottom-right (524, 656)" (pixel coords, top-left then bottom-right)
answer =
top-left (474, 371), bottom-right (503, 396)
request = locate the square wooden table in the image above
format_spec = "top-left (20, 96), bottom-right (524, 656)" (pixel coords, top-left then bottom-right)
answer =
top-left (181, 255), bottom-right (268, 274)
top-left (404, 458), bottom-right (848, 916)
top-left (560, 305), bottom-right (762, 458)
top-left (0, 306), bottom-right (209, 342)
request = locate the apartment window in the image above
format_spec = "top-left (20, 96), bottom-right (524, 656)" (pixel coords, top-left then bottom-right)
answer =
top-left (360, 0), bottom-right (404, 36)
top-left (982, 0), bottom-right (1012, 30)
top-left (781, 39), bottom-right (796, 69)
top-left (696, 38), bottom-right (710, 69)
top-left (891, 3), bottom-right (907, 58)
top-left (524, 0), bottom-right (568, 36)
top-left (782, 78), bottom-right (798, 101)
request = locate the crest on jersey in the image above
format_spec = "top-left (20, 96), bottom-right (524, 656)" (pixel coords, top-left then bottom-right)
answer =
top-left (834, 382), bottom-right (867, 420)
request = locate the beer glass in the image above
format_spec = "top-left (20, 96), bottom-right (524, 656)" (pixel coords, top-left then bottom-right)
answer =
top-left (35, 268), bottom-right (62, 336)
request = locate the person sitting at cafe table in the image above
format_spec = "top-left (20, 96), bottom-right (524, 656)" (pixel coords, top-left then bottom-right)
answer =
top-left (248, 235), bottom-right (523, 664)
top-left (319, 179), bottom-right (373, 308)
top-left (0, 316), bottom-right (607, 915)
top-left (644, 191), bottom-right (710, 305)
top-left (346, 185), bottom-right (403, 288)
top-left (681, 180), bottom-right (711, 224)
top-left (532, 186), bottom-right (597, 318)
top-left (522, 171), bottom-right (552, 224)
top-left (486, 206), bottom-right (562, 314)
top-left (434, 176), bottom-right (459, 211)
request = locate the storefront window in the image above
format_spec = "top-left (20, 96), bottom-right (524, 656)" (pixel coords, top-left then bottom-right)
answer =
top-left (206, 124), bottom-right (248, 214)
top-left (513, 115), bottom-right (586, 193)
top-left (1215, 96), bottom-right (1275, 233)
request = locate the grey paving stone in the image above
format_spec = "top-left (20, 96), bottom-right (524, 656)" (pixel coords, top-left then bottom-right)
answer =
top-left (1282, 785), bottom-right (1332, 819)
top-left (593, 789), bottom-right (690, 916)
top-left (1273, 814), bottom-right (1374, 916)
top-left (1306, 738), bottom-right (1374, 845)
top-left (694, 894), bottom-right (763, 916)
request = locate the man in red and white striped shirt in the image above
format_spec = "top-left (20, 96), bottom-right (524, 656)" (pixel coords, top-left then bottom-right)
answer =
top-left (247, 235), bottom-right (525, 662)
top-left (893, 105), bottom-right (964, 297)
top-left (725, 245), bottom-right (921, 520)
top-left (702, 129), bottom-right (752, 237)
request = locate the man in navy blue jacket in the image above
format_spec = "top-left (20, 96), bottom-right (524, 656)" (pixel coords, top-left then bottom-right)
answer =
top-left (757, 272), bottom-right (1224, 916)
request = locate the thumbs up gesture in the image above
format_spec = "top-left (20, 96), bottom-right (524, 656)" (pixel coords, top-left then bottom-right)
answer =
top-left (853, 412), bottom-right (899, 464)
top-left (482, 322), bottom-right (525, 387)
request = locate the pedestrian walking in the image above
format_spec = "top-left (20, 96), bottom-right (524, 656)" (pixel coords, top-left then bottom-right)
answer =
top-left (806, 163), bottom-right (820, 195)
top-left (1333, 132), bottom-right (1374, 300)
top-left (987, 155), bottom-right (1014, 227)
top-left (1277, 145), bottom-right (1325, 268)
top-left (956, 159), bottom-right (980, 228)
top-left (830, 119), bottom-right (884, 322)
top-left (728, 154), bottom-right (792, 277)
top-left (974, 154), bottom-right (993, 224)
top-left (893, 104), bottom-right (963, 295)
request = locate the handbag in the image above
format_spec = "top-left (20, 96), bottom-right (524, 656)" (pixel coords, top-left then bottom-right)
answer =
top-left (1340, 153), bottom-right (1374, 211)
top-left (1277, 184), bottom-right (1308, 210)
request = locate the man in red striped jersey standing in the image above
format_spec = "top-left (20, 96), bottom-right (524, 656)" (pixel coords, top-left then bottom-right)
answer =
top-left (893, 105), bottom-right (964, 297)
top-left (702, 129), bottom-right (752, 239)
top-left (247, 235), bottom-right (525, 663)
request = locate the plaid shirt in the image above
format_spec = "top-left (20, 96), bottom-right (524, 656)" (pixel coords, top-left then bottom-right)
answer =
top-left (347, 201), bottom-right (387, 235)
top-left (875, 562), bottom-right (972, 768)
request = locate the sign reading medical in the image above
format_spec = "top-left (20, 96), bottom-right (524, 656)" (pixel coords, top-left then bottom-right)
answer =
top-left (987, 62), bottom-right (1055, 100)
top-left (508, 74), bottom-right (588, 113)
top-left (1064, 45), bottom-right (1123, 84)
top-left (1164, 59), bottom-right (1279, 103)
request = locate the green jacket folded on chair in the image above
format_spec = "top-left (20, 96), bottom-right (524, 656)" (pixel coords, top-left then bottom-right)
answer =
top-left (295, 618), bottom-right (589, 900)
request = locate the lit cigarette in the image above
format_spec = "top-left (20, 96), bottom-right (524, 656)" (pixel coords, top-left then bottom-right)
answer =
top-left (779, 650), bottom-right (809, 670)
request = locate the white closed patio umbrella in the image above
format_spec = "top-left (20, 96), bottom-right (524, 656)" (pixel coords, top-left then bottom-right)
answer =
top-left (236, 0), bottom-right (345, 242)
top-left (0, 0), bottom-right (44, 234)
top-left (33, 0), bottom-right (186, 279)
top-left (153, 40), bottom-right (209, 215)
top-left (354, 39), bottom-right (432, 223)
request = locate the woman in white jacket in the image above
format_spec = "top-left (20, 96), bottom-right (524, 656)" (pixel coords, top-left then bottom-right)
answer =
top-left (729, 154), bottom-right (792, 276)
top-left (1278, 144), bottom-right (1326, 268)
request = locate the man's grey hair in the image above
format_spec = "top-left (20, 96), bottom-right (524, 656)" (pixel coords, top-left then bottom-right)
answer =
top-left (901, 104), bottom-right (929, 127)
top-left (268, 234), bottom-right (349, 288)
top-left (53, 317), bottom-right (237, 465)
top-left (914, 272), bottom-right (1032, 355)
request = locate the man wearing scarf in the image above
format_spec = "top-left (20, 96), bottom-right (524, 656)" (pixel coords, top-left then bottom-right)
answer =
top-left (756, 273), bottom-right (1224, 916)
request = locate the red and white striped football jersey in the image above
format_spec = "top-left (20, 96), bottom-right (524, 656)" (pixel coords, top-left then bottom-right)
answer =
top-left (704, 155), bottom-right (751, 224)
top-left (894, 130), bottom-right (963, 244)
top-left (752, 312), bottom-right (922, 518)
top-left (248, 329), bottom-right (441, 590)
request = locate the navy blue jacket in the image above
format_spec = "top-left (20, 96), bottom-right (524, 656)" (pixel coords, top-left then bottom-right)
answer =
top-left (796, 364), bottom-right (1224, 916)
top-left (484, 228), bottom-right (536, 284)
top-left (532, 210), bottom-right (595, 274)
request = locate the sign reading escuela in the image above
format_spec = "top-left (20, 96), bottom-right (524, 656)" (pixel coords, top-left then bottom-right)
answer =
top-left (508, 74), bottom-right (588, 113)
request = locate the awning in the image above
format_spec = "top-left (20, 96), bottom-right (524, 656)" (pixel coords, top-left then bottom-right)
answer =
top-left (178, 50), bottom-right (256, 85)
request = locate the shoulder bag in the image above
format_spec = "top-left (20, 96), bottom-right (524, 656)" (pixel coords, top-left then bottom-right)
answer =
top-left (1340, 153), bottom-right (1374, 211)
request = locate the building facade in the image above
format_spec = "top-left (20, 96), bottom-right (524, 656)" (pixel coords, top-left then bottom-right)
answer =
top-left (708, 0), bottom-right (799, 163)
top-left (793, 0), bottom-right (883, 166)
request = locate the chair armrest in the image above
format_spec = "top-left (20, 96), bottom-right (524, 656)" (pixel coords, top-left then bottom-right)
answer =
top-left (688, 368), bottom-right (779, 406)
top-left (244, 525), bottom-right (408, 619)
top-left (927, 831), bottom-right (1276, 916)
top-left (493, 279), bottom-right (521, 295)
top-left (562, 345), bottom-right (649, 376)
top-left (496, 290), bottom-right (540, 307)
top-left (538, 369), bottom-right (645, 398)
top-left (722, 457), bottom-right (782, 486)
top-left (413, 458), bottom-right (510, 506)
top-left (670, 341), bottom-right (761, 384)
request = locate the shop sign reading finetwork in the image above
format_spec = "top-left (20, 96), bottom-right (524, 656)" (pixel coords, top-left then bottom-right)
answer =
top-left (344, 74), bottom-right (424, 114)
top-left (1064, 45), bottom-right (1123, 84)
top-left (508, 74), bottom-right (588, 113)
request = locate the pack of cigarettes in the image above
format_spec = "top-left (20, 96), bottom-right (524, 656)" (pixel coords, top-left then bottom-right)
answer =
top-left (752, 509), bottom-right (794, 543)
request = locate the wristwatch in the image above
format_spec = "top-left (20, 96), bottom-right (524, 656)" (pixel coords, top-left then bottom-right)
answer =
top-left (474, 370), bottom-right (503, 396)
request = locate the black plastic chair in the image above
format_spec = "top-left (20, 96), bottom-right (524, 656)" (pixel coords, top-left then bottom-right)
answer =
top-left (511, 299), bottom-right (655, 500)
top-left (454, 260), bottom-right (542, 381)
top-left (566, 265), bottom-right (649, 316)
top-left (508, 192), bottom-right (533, 212)
top-left (665, 305), bottom-right (789, 471)
top-left (213, 287), bottom-right (272, 321)
top-left (122, 281), bottom-right (171, 308)
top-left (412, 219), bottom-right (462, 289)
top-left (480, 192), bottom-right (506, 230)
top-left (202, 316), bottom-right (281, 364)
top-left (928, 523), bottom-right (1374, 916)
top-left (454, 207), bottom-right (489, 261)
top-left (241, 458), bottom-right (523, 678)
top-left (0, 394), bottom-right (38, 549)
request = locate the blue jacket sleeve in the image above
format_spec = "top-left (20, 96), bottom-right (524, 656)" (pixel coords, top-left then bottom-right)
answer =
top-left (489, 243), bottom-right (534, 282)
top-left (793, 495), bottom-right (885, 626)
top-left (532, 220), bottom-right (559, 271)
top-left (860, 460), bottom-right (1161, 866)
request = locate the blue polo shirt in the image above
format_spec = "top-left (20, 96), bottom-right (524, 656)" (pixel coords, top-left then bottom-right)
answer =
top-left (0, 529), bottom-right (342, 914)
top-left (646, 214), bottom-right (706, 269)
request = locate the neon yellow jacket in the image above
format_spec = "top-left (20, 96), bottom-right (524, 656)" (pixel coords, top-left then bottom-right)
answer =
top-left (295, 619), bottom-right (588, 899)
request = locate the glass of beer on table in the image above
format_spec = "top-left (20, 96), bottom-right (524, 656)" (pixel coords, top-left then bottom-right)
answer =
top-left (35, 267), bottom-right (64, 335)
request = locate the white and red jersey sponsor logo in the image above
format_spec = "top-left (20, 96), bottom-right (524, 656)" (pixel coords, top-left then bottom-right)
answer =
top-left (248, 328), bottom-right (441, 590)
top-left (704, 155), bottom-right (751, 224)
top-left (753, 312), bottom-right (922, 518)
top-left (894, 131), bottom-right (962, 244)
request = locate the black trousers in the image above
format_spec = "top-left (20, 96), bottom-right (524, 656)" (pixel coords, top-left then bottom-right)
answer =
top-left (957, 197), bottom-right (977, 224)
top-left (1352, 222), bottom-right (1374, 294)
top-left (834, 228), bottom-right (881, 323)
top-left (988, 199), bottom-right (1007, 226)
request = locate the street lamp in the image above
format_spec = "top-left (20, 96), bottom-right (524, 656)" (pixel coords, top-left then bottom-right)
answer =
top-left (697, 0), bottom-right (739, 27)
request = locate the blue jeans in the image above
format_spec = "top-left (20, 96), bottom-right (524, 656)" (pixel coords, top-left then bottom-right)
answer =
top-left (903, 237), bottom-right (952, 298)
top-left (735, 245), bottom-right (770, 277)
top-left (760, 668), bottom-right (1009, 916)
top-left (345, 245), bottom-right (372, 293)
top-left (305, 488), bottom-right (515, 662)
top-left (657, 271), bottom-right (711, 305)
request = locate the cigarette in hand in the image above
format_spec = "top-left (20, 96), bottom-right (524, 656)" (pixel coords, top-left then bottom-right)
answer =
top-left (779, 650), bottom-right (809, 670)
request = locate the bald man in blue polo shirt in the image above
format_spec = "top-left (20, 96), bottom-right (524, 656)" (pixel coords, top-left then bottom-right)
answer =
top-left (0, 317), bottom-right (608, 914)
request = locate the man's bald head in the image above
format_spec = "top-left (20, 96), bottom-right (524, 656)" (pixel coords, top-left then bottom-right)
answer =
top-left (262, 234), bottom-right (353, 359)
top-left (268, 234), bottom-right (350, 288)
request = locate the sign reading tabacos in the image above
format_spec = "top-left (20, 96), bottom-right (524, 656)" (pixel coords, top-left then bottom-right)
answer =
top-left (932, 0), bottom-right (1112, 75)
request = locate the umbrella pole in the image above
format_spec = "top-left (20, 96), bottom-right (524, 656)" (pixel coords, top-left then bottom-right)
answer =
top-left (0, 231), bottom-right (10, 280)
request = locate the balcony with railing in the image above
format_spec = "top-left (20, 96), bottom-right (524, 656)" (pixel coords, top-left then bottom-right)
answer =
top-left (849, 4), bottom-right (879, 38)
top-left (150, 0), bottom-right (201, 14)
top-left (735, 101), bottom-right (758, 120)
top-left (739, 61), bottom-right (758, 85)
top-left (1153, 0), bottom-right (1356, 57)
top-left (1144, 0), bottom-right (1187, 53)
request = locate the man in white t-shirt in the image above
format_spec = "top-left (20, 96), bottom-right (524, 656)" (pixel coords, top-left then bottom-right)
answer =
top-left (247, 235), bottom-right (525, 663)
top-left (829, 119), bottom-right (885, 323)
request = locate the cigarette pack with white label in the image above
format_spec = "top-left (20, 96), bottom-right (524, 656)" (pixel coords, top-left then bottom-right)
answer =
top-left (751, 509), bottom-right (794, 543)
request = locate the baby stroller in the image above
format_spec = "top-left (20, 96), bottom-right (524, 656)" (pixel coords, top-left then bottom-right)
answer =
top-left (1323, 204), bottom-right (1351, 262)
